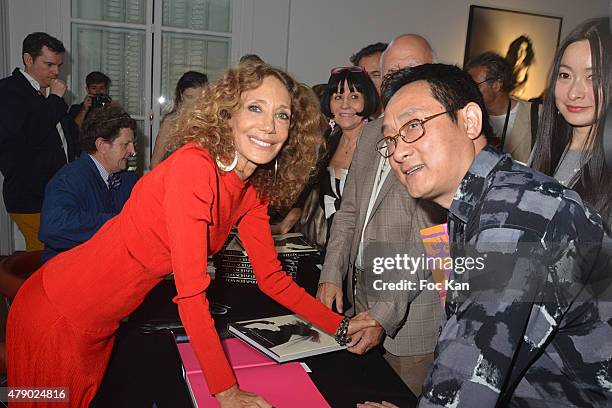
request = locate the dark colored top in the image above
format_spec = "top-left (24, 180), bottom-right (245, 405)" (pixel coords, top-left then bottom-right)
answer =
top-left (268, 127), bottom-right (341, 227)
top-left (0, 68), bottom-right (79, 213)
top-left (420, 146), bottom-right (612, 407)
top-left (317, 128), bottom-right (342, 204)
top-left (68, 103), bottom-right (83, 120)
top-left (39, 153), bottom-right (137, 263)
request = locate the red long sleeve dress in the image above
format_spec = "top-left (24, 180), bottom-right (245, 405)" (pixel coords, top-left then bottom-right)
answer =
top-left (7, 144), bottom-right (343, 408)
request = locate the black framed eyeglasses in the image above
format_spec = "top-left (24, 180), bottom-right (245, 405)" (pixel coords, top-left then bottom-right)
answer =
top-left (475, 77), bottom-right (496, 86)
top-left (375, 111), bottom-right (450, 158)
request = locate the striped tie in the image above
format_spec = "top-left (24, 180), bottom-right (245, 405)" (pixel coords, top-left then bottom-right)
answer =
top-left (107, 173), bottom-right (121, 190)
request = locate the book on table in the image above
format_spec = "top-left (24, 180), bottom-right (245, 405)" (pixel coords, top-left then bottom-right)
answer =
top-left (213, 232), bottom-right (317, 284)
top-left (228, 314), bottom-right (345, 363)
top-left (176, 337), bottom-right (330, 407)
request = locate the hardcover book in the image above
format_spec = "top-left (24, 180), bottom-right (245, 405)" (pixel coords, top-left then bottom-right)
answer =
top-left (228, 314), bottom-right (345, 363)
top-left (177, 338), bottom-right (330, 407)
top-left (213, 233), bottom-right (316, 284)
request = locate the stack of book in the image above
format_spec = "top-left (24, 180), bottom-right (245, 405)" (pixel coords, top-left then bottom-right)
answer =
top-left (213, 233), bottom-right (318, 284)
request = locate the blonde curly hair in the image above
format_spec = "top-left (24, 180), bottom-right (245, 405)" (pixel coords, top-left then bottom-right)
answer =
top-left (169, 63), bottom-right (326, 208)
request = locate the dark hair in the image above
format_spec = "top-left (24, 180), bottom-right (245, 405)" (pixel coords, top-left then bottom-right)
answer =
top-left (168, 71), bottom-right (209, 116)
top-left (85, 71), bottom-right (111, 88)
top-left (240, 54), bottom-right (265, 64)
top-left (22, 32), bottom-right (65, 61)
top-left (80, 105), bottom-right (137, 154)
top-left (320, 69), bottom-right (379, 119)
top-left (465, 51), bottom-right (515, 93)
top-left (531, 17), bottom-right (612, 219)
top-left (505, 35), bottom-right (535, 68)
top-left (350, 42), bottom-right (388, 66)
top-left (382, 64), bottom-right (494, 142)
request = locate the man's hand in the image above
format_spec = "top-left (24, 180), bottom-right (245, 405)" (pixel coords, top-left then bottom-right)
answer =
top-left (49, 79), bottom-right (66, 97)
top-left (347, 311), bottom-right (384, 355)
top-left (82, 94), bottom-right (93, 110)
top-left (316, 282), bottom-right (343, 313)
top-left (215, 385), bottom-right (272, 408)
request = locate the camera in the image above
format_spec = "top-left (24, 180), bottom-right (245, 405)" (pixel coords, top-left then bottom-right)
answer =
top-left (91, 94), bottom-right (112, 108)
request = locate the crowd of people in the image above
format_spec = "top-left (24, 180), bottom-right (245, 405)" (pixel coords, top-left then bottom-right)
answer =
top-left (0, 14), bottom-right (610, 408)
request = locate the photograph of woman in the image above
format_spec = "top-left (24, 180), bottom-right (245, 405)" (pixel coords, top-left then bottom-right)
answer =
top-left (7, 62), bottom-right (375, 408)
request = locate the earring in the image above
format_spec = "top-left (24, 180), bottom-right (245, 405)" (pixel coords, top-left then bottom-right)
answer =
top-left (329, 118), bottom-right (336, 131)
top-left (273, 158), bottom-right (278, 185)
top-left (216, 150), bottom-right (239, 172)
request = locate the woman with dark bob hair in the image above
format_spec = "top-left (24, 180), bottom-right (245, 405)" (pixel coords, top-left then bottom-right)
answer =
top-left (7, 63), bottom-right (374, 408)
top-left (317, 67), bottom-right (379, 238)
top-left (531, 17), bottom-right (612, 223)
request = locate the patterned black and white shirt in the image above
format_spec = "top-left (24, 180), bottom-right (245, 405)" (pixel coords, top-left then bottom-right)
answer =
top-left (420, 146), bottom-right (612, 407)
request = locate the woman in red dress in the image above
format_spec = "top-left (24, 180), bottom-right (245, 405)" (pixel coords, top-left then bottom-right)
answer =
top-left (7, 63), bottom-right (375, 408)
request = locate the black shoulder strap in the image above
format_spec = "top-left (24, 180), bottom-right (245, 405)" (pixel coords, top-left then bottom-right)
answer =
top-left (530, 99), bottom-right (542, 149)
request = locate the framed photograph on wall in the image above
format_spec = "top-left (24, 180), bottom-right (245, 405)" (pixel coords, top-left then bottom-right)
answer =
top-left (463, 6), bottom-right (562, 100)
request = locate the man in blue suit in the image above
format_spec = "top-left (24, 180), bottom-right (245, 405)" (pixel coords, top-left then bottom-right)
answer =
top-left (39, 104), bottom-right (138, 263)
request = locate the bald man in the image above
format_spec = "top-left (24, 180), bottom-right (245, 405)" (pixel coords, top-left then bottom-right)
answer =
top-left (317, 34), bottom-right (446, 396)
top-left (381, 34), bottom-right (435, 74)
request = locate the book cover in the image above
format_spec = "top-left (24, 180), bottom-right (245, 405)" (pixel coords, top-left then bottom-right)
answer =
top-left (228, 314), bottom-right (345, 363)
top-left (177, 338), bottom-right (330, 407)
top-left (184, 363), bottom-right (330, 407)
top-left (272, 232), bottom-right (319, 255)
top-left (177, 338), bottom-right (275, 373)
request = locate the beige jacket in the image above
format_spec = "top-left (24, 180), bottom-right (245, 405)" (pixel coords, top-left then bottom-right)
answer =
top-left (319, 117), bottom-right (446, 356)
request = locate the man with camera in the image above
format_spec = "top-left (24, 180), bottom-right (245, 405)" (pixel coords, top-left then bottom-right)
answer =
top-left (69, 71), bottom-right (112, 129)
top-left (0, 32), bottom-right (79, 251)
top-left (39, 104), bottom-right (137, 263)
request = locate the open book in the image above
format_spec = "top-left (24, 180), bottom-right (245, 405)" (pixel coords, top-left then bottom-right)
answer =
top-left (177, 338), bottom-right (330, 407)
top-left (228, 314), bottom-right (345, 363)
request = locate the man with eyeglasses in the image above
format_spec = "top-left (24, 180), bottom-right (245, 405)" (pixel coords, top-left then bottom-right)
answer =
top-left (317, 34), bottom-right (446, 397)
top-left (465, 52), bottom-right (537, 164)
top-left (38, 105), bottom-right (137, 263)
top-left (363, 63), bottom-right (612, 407)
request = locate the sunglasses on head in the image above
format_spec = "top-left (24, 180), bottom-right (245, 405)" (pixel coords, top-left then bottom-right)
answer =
top-left (330, 66), bottom-right (367, 75)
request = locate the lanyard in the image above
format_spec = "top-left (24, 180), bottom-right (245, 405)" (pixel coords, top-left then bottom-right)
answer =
top-left (499, 99), bottom-right (512, 151)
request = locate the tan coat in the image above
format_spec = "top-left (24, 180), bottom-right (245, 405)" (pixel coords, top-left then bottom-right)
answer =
top-left (503, 98), bottom-right (534, 164)
top-left (319, 117), bottom-right (446, 356)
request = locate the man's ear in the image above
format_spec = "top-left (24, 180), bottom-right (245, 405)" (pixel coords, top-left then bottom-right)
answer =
top-left (23, 53), bottom-right (33, 68)
top-left (461, 102), bottom-right (483, 141)
top-left (94, 137), bottom-right (106, 153)
top-left (492, 79), bottom-right (503, 92)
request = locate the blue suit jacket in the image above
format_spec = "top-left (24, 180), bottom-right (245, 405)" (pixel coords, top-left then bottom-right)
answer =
top-left (39, 153), bottom-right (137, 263)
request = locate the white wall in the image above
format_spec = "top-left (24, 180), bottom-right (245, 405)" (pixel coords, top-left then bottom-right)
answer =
top-left (7, 0), bottom-right (609, 86)
top-left (286, 0), bottom-right (609, 85)
top-left (8, 0), bottom-right (69, 71)
top-left (2, 0), bottom-right (609, 251)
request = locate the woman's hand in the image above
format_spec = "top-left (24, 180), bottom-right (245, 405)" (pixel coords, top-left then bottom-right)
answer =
top-left (215, 385), bottom-right (273, 408)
